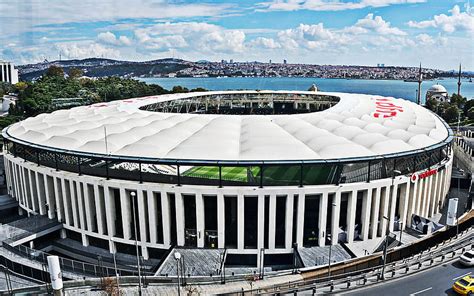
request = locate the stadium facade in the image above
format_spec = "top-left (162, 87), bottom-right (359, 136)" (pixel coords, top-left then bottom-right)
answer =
top-left (2, 91), bottom-right (453, 265)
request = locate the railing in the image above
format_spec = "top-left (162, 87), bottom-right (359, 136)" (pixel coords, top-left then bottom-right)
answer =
top-left (1, 242), bottom-right (152, 278)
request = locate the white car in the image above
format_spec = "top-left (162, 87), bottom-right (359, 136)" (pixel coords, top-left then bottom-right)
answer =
top-left (459, 250), bottom-right (474, 267)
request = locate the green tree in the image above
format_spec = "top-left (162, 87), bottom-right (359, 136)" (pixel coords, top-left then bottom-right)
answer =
top-left (467, 106), bottom-right (474, 121)
top-left (425, 98), bottom-right (439, 114)
top-left (45, 65), bottom-right (64, 77)
top-left (450, 93), bottom-right (467, 109)
top-left (443, 105), bottom-right (460, 123)
top-left (171, 85), bottom-right (189, 93)
top-left (68, 68), bottom-right (84, 79)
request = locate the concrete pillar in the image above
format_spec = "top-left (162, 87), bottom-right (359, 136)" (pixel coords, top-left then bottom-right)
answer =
top-left (147, 190), bottom-right (157, 244)
top-left (346, 190), bottom-right (357, 243)
top-left (296, 193), bottom-right (305, 247)
top-left (104, 186), bottom-right (116, 239)
top-left (237, 195), bottom-right (244, 250)
top-left (257, 194), bottom-right (265, 250)
top-left (69, 181), bottom-right (79, 228)
top-left (406, 179), bottom-right (417, 227)
top-left (318, 192), bottom-right (328, 246)
top-left (331, 191), bottom-right (341, 245)
top-left (93, 184), bottom-right (105, 235)
top-left (285, 194), bottom-right (294, 249)
top-left (388, 184), bottom-right (398, 232)
top-left (361, 188), bottom-right (372, 241)
top-left (137, 190), bottom-right (148, 260)
top-left (43, 174), bottom-right (55, 219)
top-left (161, 193), bottom-right (171, 247)
top-left (120, 188), bottom-right (131, 239)
top-left (76, 182), bottom-right (87, 242)
top-left (61, 179), bottom-right (71, 225)
top-left (35, 172), bottom-right (45, 215)
top-left (371, 187), bottom-right (381, 238)
top-left (196, 193), bottom-right (205, 248)
top-left (268, 194), bottom-right (276, 249)
top-left (399, 182), bottom-right (410, 230)
top-left (378, 187), bottom-right (390, 236)
top-left (429, 174), bottom-right (438, 217)
top-left (53, 177), bottom-right (63, 223)
top-left (415, 178), bottom-right (424, 215)
top-left (217, 193), bottom-right (225, 248)
top-left (175, 193), bottom-right (185, 246)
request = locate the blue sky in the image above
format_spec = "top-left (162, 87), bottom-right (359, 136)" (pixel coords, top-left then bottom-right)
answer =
top-left (0, 0), bottom-right (472, 70)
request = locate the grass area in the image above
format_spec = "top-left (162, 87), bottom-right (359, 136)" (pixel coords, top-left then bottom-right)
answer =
top-left (182, 165), bottom-right (333, 185)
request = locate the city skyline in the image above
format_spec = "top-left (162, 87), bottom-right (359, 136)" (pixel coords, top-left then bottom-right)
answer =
top-left (0, 0), bottom-right (472, 70)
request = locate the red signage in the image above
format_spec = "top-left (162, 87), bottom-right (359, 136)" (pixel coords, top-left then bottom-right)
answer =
top-left (373, 98), bottom-right (404, 118)
top-left (410, 168), bottom-right (437, 183)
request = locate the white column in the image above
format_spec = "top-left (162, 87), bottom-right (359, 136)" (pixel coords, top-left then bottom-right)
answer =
top-left (147, 190), bottom-right (157, 244)
top-left (433, 171), bottom-right (443, 214)
top-left (406, 179), bottom-right (417, 227)
top-left (104, 186), bottom-right (116, 240)
top-left (388, 184), bottom-right (398, 232)
top-left (75, 182), bottom-right (86, 233)
top-left (331, 191), bottom-right (341, 246)
top-left (217, 193), bottom-right (225, 248)
top-left (346, 190), bottom-right (357, 243)
top-left (120, 188), bottom-right (131, 239)
top-left (93, 184), bottom-right (105, 235)
top-left (43, 174), bottom-right (55, 219)
top-left (378, 187), bottom-right (390, 236)
top-left (27, 171), bottom-right (37, 213)
top-left (175, 193), bottom-right (185, 246)
top-left (296, 193), bottom-right (305, 247)
top-left (69, 181), bottom-right (79, 228)
top-left (429, 174), bottom-right (438, 217)
top-left (361, 189), bottom-right (372, 241)
top-left (268, 194), bottom-right (277, 249)
top-left (53, 177), bottom-right (63, 223)
top-left (161, 193), bottom-right (171, 247)
top-left (285, 194), bottom-right (294, 249)
top-left (196, 193), bottom-right (205, 248)
top-left (370, 187), bottom-right (381, 239)
top-left (257, 194), bottom-right (265, 250)
top-left (415, 178), bottom-right (424, 215)
top-left (318, 192), bottom-right (328, 247)
top-left (83, 183), bottom-right (93, 232)
top-left (137, 190), bottom-right (148, 260)
top-left (35, 172), bottom-right (46, 215)
top-left (237, 195), bottom-right (244, 250)
top-left (61, 179), bottom-right (71, 225)
top-left (422, 176), bottom-right (432, 217)
top-left (399, 182), bottom-right (410, 230)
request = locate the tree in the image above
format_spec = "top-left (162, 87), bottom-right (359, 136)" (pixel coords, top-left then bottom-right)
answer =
top-left (45, 65), bottom-right (64, 77)
top-left (450, 93), bottom-right (466, 109)
top-left (68, 68), bottom-right (84, 79)
top-left (443, 105), bottom-right (459, 123)
top-left (171, 85), bottom-right (189, 93)
top-left (467, 106), bottom-right (474, 121)
top-left (425, 98), bottom-right (439, 114)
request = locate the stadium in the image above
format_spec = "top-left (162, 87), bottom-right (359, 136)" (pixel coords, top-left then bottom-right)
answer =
top-left (2, 90), bottom-right (453, 269)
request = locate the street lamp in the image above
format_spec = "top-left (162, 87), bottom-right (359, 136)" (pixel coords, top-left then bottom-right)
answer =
top-left (379, 216), bottom-right (390, 280)
top-left (399, 222), bottom-right (403, 246)
top-left (174, 251), bottom-right (182, 296)
top-left (130, 191), bottom-right (142, 295)
top-left (109, 237), bottom-right (120, 293)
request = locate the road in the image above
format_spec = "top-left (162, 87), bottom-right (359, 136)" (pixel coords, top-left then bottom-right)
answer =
top-left (345, 258), bottom-right (472, 296)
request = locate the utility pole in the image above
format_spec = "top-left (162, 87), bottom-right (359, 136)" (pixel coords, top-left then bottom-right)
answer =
top-left (417, 63), bottom-right (422, 105)
top-left (457, 63), bottom-right (462, 96)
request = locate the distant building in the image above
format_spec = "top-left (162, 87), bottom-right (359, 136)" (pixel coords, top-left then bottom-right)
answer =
top-left (283, 59), bottom-right (287, 65)
top-left (426, 84), bottom-right (449, 103)
top-left (377, 63), bottom-right (385, 68)
top-left (1, 94), bottom-right (17, 114)
top-left (308, 84), bottom-right (318, 92)
top-left (0, 60), bottom-right (19, 84)
top-left (229, 59), bottom-right (234, 64)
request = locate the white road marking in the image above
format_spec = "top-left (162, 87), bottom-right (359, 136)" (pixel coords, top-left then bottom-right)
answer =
top-left (409, 287), bottom-right (433, 295)
top-left (453, 272), bottom-right (472, 281)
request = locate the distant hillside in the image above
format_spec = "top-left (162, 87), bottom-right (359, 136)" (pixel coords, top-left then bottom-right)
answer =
top-left (18, 58), bottom-right (193, 81)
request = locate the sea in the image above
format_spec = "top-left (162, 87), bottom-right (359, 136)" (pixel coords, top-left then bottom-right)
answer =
top-left (137, 77), bottom-right (474, 103)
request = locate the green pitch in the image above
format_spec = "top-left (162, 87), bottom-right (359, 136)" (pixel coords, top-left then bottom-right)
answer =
top-left (182, 165), bottom-right (333, 185)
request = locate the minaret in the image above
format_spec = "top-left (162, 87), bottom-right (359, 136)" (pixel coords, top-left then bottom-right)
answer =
top-left (457, 63), bottom-right (462, 96)
top-left (417, 63), bottom-right (422, 105)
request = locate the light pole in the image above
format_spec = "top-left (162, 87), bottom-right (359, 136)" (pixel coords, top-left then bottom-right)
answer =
top-left (399, 222), bottom-right (403, 245)
top-left (109, 238), bottom-right (120, 293)
top-left (131, 191), bottom-right (142, 295)
top-left (379, 216), bottom-right (390, 280)
top-left (174, 251), bottom-right (182, 296)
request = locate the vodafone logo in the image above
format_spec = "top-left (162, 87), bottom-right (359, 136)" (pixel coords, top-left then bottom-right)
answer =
top-left (410, 168), bottom-right (437, 183)
top-left (373, 98), bottom-right (404, 119)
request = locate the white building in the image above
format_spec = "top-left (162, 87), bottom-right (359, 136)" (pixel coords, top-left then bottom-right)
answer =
top-left (2, 91), bottom-right (453, 266)
top-left (0, 60), bottom-right (19, 84)
top-left (426, 84), bottom-right (449, 103)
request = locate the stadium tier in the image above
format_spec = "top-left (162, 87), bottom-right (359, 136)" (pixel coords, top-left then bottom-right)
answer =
top-left (2, 91), bottom-right (453, 265)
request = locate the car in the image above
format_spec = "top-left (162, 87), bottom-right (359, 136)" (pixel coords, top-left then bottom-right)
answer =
top-left (453, 275), bottom-right (474, 295)
top-left (460, 250), bottom-right (474, 267)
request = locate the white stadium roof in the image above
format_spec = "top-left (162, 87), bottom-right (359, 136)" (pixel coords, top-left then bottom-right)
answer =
top-left (5, 91), bottom-right (451, 162)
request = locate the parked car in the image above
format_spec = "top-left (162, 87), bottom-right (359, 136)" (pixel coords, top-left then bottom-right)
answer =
top-left (459, 250), bottom-right (474, 267)
top-left (453, 275), bottom-right (474, 295)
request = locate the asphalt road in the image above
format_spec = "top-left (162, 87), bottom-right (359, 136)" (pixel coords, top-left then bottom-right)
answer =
top-left (345, 258), bottom-right (473, 296)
